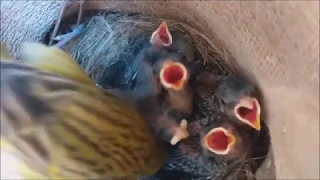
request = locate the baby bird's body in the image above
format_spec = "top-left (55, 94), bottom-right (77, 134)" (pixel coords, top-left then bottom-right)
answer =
top-left (164, 85), bottom-right (194, 116)
top-left (106, 22), bottom-right (197, 146)
top-left (135, 94), bottom-right (190, 146)
top-left (159, 59), bottom-right (194, 117)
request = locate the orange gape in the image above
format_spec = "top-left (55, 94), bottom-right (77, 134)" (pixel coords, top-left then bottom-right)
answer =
top-left (160, 61), bottom-right (188, 91)
top-left (203, 127), bottom-right (236, 155)
top-left (234, 97), bottom-right (261, 131)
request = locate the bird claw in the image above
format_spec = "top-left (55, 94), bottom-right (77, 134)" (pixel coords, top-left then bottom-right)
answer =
top-left (53, 34), bottom-right (68, 41)
top-left (170, 119), bottom-right (189, 145)
top-left (53, 23), bottom-right (85, 41)
top-left (52, 24), bottom-right (86, 48)
top-left (49, 0), bottom-right (85, 46)
top-left (48, 0), bottom-right (74, 46)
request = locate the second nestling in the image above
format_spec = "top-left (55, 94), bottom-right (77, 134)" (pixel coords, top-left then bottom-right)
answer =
top-left (135, 21), bottom-right (198, 145)
top-left (191, 72), bottom-right (263, 161)
top-left (98, 21), bottom-right (198, 146)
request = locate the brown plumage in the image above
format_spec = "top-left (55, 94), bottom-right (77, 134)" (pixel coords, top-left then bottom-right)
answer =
top-left (0, 42), bottom-right (167, 179)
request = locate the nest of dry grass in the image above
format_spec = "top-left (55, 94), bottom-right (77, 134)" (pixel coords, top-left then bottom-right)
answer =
top-left (42, 10), bottom-right (270, 180)
top-left (44, 11), bottom-right (236, 88)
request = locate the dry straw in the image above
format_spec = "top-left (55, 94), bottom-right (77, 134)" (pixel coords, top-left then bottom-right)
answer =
top-left (57, 12), bottom-right (235, 85)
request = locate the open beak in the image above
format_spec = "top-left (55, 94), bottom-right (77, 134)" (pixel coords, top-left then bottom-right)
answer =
top-left (234, 97), bottom-right (261, 131)
top-left (150, 21), bottom-right (173, 46)
top-left (170, 119), bottom-right (189, 145)
top-left (159, 61), bottom-right (188, 91)
top-left (202, 127), bottom-right (236, 155)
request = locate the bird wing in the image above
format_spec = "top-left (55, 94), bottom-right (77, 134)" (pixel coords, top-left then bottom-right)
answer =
top-left (1, 41), bottom-right (14, 61)
top-left (20, 42), bottom-right (94, 86)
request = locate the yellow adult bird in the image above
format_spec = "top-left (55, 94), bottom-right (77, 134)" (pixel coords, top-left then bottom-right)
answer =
top-left (0, 42), bottom-right (167, 179)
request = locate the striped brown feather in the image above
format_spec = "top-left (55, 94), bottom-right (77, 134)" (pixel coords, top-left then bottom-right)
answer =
top-left (1, 61), bottom-right (165, 178)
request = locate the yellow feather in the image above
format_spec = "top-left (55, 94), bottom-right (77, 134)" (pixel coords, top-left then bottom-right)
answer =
top-left (1, 42), bottom-right (14, 61)
top-left (48, 166), bottom-right (64, 180)
top-left (1, 138), bottom-right (47, 179)
top-left (19, 164), bottom-right (48, 179)
top-left (20, 42), bottom-right (94, 86)
top-left (1, 137), bottom-right (14, 150)
top-left (1, 43), bottom-right (167, 178)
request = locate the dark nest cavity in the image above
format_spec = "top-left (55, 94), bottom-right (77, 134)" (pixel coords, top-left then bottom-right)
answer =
top-left (42, 10), bottom-right (271, 180)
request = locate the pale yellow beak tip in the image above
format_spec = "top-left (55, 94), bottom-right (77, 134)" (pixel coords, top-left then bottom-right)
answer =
top-left (253, 115), bottom-right (261, 131)
top-left (228, 134), bottom-right (236, 145)
top-left (170, 119), bottom-right (189, 145)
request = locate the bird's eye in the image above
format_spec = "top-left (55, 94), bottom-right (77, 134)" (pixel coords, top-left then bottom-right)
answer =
top-left (216, 99), bottom-right (226, 111)
top-left (181, 55), bottom-right (187, 63)
top-left (220, 99), bottom-right (226, 105)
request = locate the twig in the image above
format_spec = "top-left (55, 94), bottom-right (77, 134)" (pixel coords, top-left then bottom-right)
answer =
top-left (49, 0), bottom-right (72, 46)
top-left (76, 0), bottom-right (85, 26)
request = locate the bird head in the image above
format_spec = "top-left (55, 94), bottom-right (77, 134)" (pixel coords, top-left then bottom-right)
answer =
top-left (159, 61), bottom-right (188, 91)
top-left (215, 76), bottom-right (262, 131)
top-left (234, 96), bottom-right (261, 131)
top-left (201, 127), bottom-right (236, 155)
top-left (150, 21), bottom-right (173, 47)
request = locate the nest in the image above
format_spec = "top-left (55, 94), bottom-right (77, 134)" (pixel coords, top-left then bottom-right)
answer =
top-left (42, 10), bottom-right (270, 180)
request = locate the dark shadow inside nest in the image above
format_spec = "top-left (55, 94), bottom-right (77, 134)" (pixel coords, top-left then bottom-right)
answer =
top-left (42, 10), bottom-right (271, 180)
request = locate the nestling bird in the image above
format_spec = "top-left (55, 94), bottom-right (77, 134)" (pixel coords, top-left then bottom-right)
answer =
top-left (150, 21), bottom-right (196, 64)
top-left (140, 70), bottom-right (264, 179)
top-left (0, 42), bottom-right (167, 179)
top-left (159, 60), bottom-right (194, 116)
top-left (196, 72), bottom-right (262, 131)
top-left (127, 21), bottom-right (198, 102)
top-left (150, 22), bottom-right (195, 116)
top-left (214, 76), bottom-right (262, 131)
top-left (125, 54), bottom-right (162, 100)
top-left (148, 21), bottom-right (198, 75)
top-left (116, 21), bottom-right (196, 121)
top-left (199, 118), bottom-right (250, 162)
top-left (143, 113), bottom-right (256, 180)
top-left (120, 22), bottom-right (196, 145)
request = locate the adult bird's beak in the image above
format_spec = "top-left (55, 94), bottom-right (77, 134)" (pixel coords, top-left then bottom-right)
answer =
top-left (202, 127), bottom-right (236, 155)
top-left (234, 96), bottom-right (261, 131)
top-left (170, 119), bottom-right (189, 145)
top-left (159, 61), bottom-right (188, 91)
top-left (150, 21), bottom-right (173, 46)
